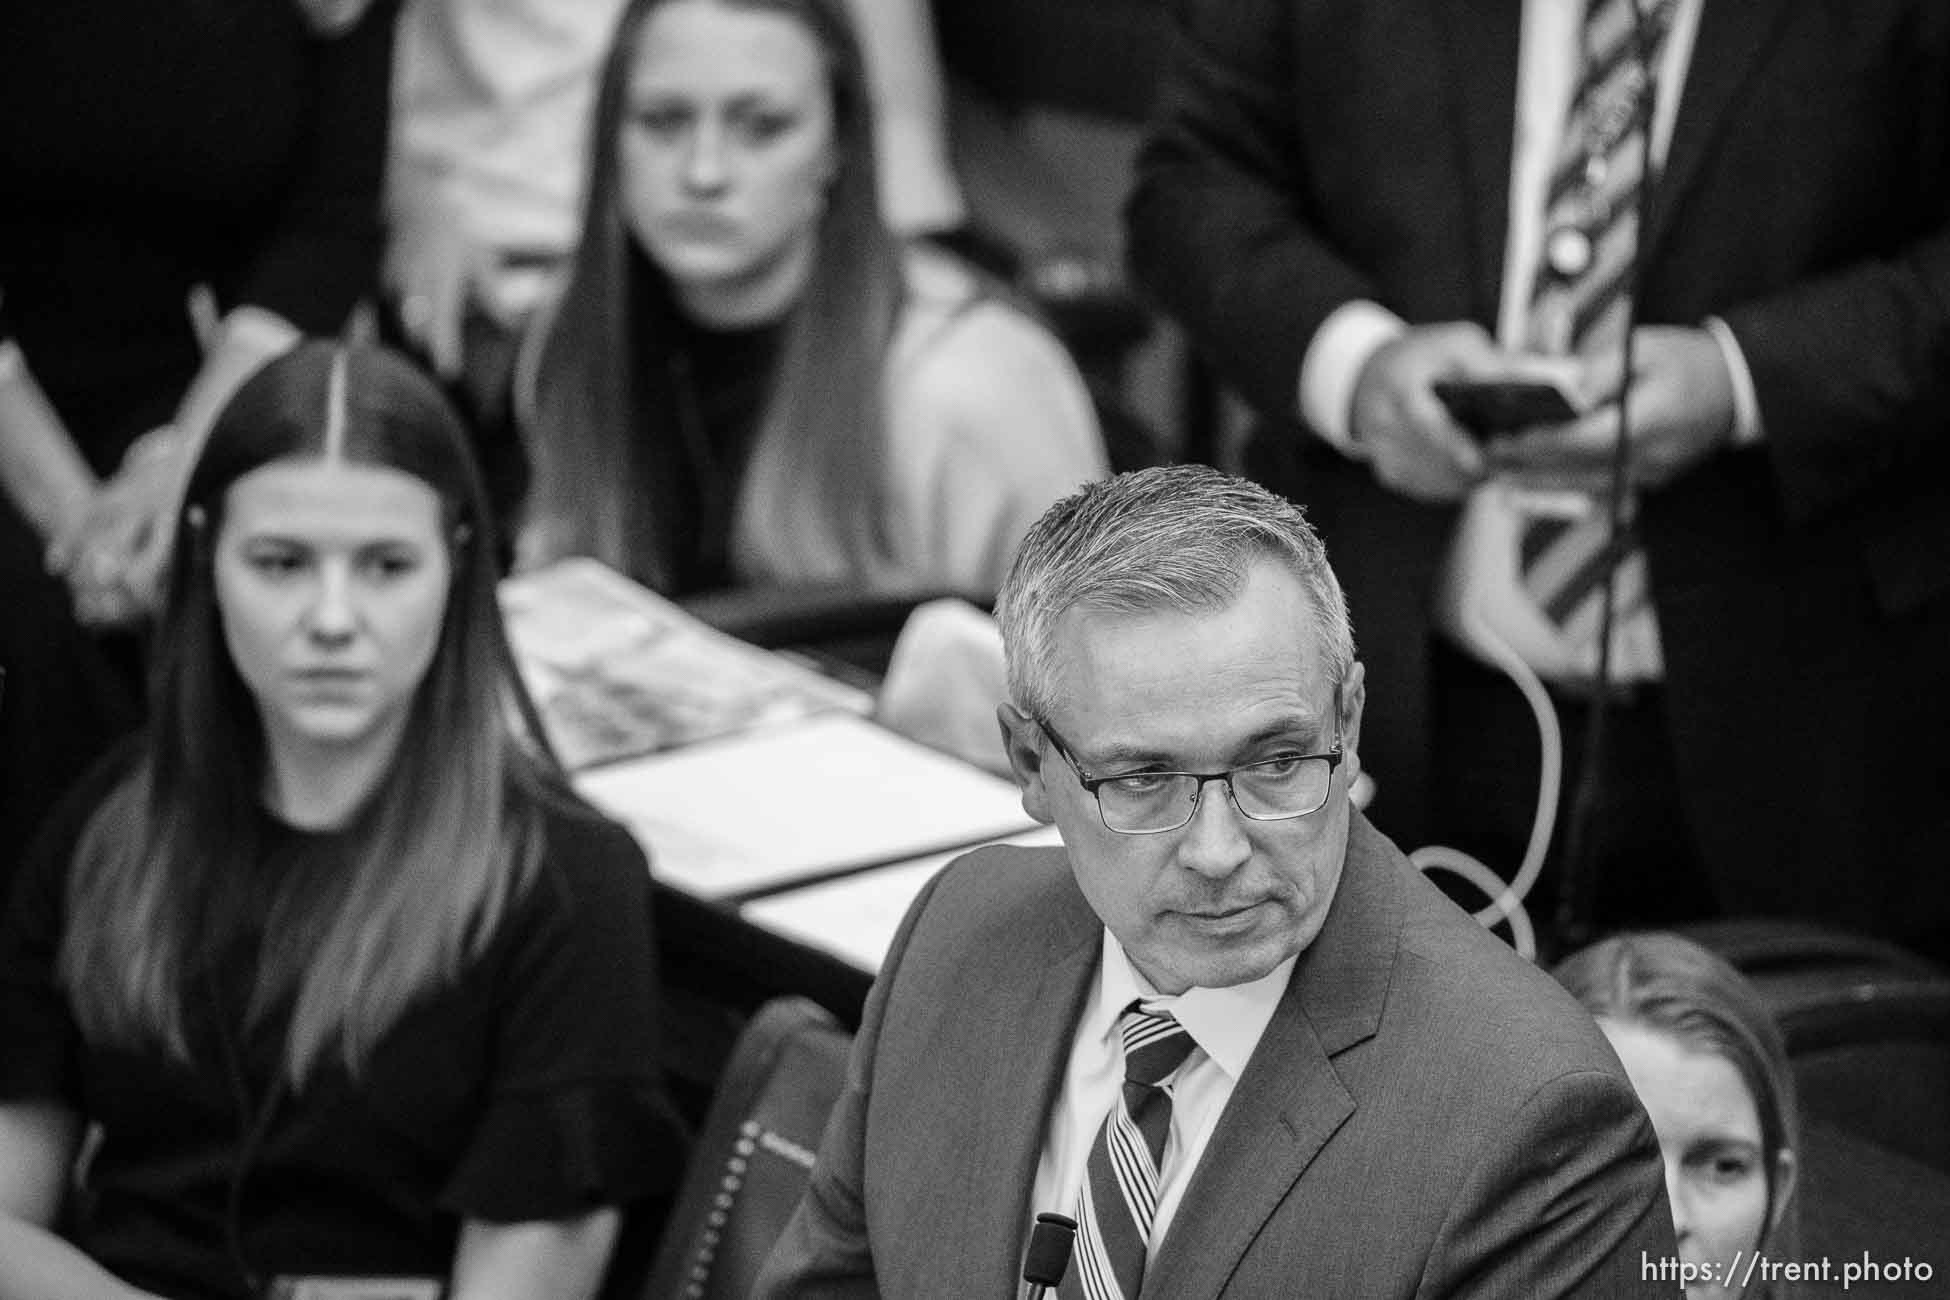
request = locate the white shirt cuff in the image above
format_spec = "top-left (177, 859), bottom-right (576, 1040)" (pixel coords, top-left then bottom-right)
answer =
top-left (1703, 315), bottom-right (1764, 447)
top-left (1298, 300), bottom-right (1406, 457)
top-left (226, 304), bottom-right (302, 351)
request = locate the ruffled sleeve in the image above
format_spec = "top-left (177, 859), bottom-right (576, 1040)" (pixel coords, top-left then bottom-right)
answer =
top-left (438, 803), bottom-right (688, 1221)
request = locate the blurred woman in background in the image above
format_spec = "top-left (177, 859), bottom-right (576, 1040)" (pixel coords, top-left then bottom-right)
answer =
top-left (0, 343), bottom-right (682, 1299)
top-left (1555, 932), bottom-right (1800, 1300)
top-left (513, 0), bottom-right (1107, 599)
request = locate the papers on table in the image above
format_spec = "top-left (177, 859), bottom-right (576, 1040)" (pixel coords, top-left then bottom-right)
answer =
top-left (500, 559), bottom-right (872, 770)
top-left (575, 713), bottom-right (1040, 901)
top-left (739, 823), bottom-right (1065, 973)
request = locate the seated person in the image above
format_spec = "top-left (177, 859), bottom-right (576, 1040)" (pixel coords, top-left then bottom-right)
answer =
top-left (0, 343), bottom-right (684, 1299)
top-left (385, 0), bottom-right (964, 382)
top-left (755, 465), bottom-right (1672, 1297)
top-left (511, 0), bottom-right (1108, 599)
top-left (1555, 932), bottom-right (1799, 1300)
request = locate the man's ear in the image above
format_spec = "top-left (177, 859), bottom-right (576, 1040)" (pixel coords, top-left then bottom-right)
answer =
top-left (997, 703), bottom-right (1056, 824)
top-left (1338, 660), bottom-right (1368, 788)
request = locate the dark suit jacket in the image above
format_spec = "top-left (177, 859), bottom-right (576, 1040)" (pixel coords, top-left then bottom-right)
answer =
top-left (1125, 1), bottom-right (1950, 950)
top-left (754, 813), bottom-right (1674, 1297)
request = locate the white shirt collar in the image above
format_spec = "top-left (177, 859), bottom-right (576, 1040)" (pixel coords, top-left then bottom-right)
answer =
top-left (1091, 932), bottom-right (1298, 1082)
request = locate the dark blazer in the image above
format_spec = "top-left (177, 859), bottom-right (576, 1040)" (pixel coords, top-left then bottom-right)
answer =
top-left (1125, 1), bottom-right (1950, 951)
top-left (754, 813), bottom-right (1674, 1297)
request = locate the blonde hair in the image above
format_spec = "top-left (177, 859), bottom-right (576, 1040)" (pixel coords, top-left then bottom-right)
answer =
top-left (61, 344), bottom-right (567, 1084)
top-left (523, 0), bottom-right (905, 593)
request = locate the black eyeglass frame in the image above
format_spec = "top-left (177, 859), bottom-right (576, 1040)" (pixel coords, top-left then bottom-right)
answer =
top-left (1033, 688), bottom-right (1346, 836)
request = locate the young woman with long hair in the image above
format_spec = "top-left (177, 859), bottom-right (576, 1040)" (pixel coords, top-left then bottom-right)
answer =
top-left (1555, 932), bottom-right (1801, 1300)
top-left (0, 342), bottom-right (683, 1299)
top-left (511, 0), bottom-right (1107, 598)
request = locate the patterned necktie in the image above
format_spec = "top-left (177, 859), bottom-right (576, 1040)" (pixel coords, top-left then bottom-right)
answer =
top-left (1057, 1008), bottom-right (1197, 1300)
top-left (1515, 0), bottom-right (1677, 681)
top-left (1443, 0), bottom-right (1675, 683)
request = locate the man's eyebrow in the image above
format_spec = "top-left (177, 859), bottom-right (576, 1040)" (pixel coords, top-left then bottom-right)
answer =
top-left (1082, 740), bottom-right (1174, 768)
top-left (1236, 715), bottom-right (1331, 752)
top-left (1086, 714), bottom-right (1329, 768)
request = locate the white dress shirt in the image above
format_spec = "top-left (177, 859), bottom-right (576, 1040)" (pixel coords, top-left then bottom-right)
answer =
top-left (1024, 934), bottom-right (1297, 1292)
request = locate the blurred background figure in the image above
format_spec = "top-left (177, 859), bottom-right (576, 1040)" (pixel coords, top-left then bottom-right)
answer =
top-left (845, 0), bottom-right (966, 239)
top-left (0, 343), bottom-right (683, 1298)
top-left (0, 0), bottom-right (397, 893)
top-left (511, 0), bottom-right (1108, 600)
top-left (1556, 932), bottom-right (1799, 1299)
top-left (386, 0), bottom-right (633, 385)
top-left (385, 0), bottom-right (965, 397)
top-left (1126, 1), bottom-right (1950, 961)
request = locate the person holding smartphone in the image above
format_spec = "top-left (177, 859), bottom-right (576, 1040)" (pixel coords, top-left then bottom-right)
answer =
top-left (1126, 0), bottom-right (1950, 958)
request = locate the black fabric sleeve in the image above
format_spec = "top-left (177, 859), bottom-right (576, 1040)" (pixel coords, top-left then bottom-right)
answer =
top-left (1124, 0), bottom-right (1376, 429)
top-left (227, 0), bottom-right (399, 333)
top-left (438, 804), bottom-right (688, 1222)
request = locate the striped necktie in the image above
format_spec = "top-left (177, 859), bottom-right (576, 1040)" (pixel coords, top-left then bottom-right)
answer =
top-left (1057, 1008), bottom-right (1197, 1300)
top-left (1517, 0), bottom-right (1675, 680)
top-left (1443, 0), bottom-right (1675, 684)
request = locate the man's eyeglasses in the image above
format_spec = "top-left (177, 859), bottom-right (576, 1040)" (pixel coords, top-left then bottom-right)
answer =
top-left (1034, 699), bottom-right (1344, 836)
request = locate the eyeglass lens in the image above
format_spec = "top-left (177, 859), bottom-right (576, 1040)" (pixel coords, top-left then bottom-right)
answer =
top-left (1096, 757), bottom-right (1334, 833)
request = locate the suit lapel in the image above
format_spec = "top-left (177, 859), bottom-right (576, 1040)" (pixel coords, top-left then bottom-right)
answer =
top-left (961, 869), bottom-right (1101, 1296)
top-left (1435, 0), bottom-right (1523, 322)
top-left (1641, 0), bottom-right (1795, 269)
top-left (1137, 995), bottom-right (1353, 1300)
top-left (1139, 815), bottom-right (1405, 1299)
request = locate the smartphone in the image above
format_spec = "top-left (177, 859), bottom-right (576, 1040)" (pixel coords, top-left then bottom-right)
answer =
top-left (1432, 377), bottom-right (1581, 440)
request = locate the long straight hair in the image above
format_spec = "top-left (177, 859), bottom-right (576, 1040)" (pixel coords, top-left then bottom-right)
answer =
top-left (523, 0), bottom-right (905, 592)
top-left (61, 342), bottom-right (569, 1085)
top-left (1554, 932), bottom-right (1802, 1288)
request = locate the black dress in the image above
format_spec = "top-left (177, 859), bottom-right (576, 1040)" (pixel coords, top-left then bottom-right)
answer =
top-left (0, 752), bottom-right (686, 1299)
top-left (0, 0), bottom-right (396, 885)
top-left (659, 312), bottom-right (786, 596)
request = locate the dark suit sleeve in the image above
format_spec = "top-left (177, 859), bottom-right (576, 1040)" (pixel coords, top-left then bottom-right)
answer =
top-left (1721, 231), bottom-right (1950, 530)
top-left (226, 0), bottom-right (398, 333)
top-left (1124, 0), bottom-right (1380, 426)
top-left (750, 865), bottom-right (955, 1298)
top-left (1419, 1068), bottom-right (1676, 1299)
top-left (1700, 6), bottom-right (1950, 531)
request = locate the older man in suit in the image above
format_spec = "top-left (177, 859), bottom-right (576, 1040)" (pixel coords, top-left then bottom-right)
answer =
top-left (1125, 1), bottom-right (1950, 955)
top-left (756, 466), bottom-right (1672, 1298)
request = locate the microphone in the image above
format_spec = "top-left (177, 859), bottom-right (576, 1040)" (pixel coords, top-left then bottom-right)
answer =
top-left (1023, 1212), bottom-right (1078, 1299)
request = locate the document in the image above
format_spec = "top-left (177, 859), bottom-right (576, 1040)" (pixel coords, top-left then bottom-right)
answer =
top-left (500, 558), bottom-right (872, 770)
top-left (575, 713), bottom-right (1040, 900)
top-left (741, 824), bottom-right (1065, 972)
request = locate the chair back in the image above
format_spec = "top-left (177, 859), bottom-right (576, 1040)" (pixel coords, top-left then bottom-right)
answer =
top-left (641, 997), bottom-right (853, 1300)
top-left (1682, 920), bottom-right (1950, 1175)
top-left (1772, 975), bottom-right (1950, 1174)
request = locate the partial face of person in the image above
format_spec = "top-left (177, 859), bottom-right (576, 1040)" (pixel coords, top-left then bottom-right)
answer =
top-left (1602, 1019), bottom-right (1786, 1300)
top-left (215, 457), bottom-right (451, 763)
top-left (619, 0), bottom-right (837, 305)
top-left (1005, 559), bottom-right (1366, 994)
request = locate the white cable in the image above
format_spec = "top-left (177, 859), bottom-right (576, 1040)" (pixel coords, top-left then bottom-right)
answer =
top-left (1409, 844), bottom-right (1539, 958)
top-left (1408, 602), bottom-right (1564, 963)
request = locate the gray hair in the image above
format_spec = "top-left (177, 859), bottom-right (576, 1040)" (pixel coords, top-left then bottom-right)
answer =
top-left (995, 465), bottom-right (1356, 718)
